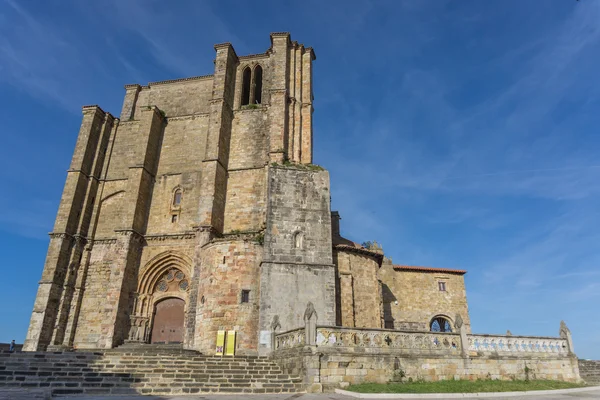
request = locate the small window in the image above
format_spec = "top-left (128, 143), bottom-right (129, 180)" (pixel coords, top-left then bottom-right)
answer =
top-left (294, 232), bottom-right (303, 249)
top-left (173, 190), bottom-right (182, 207)
top-left (171, 214), bottom-right (178, 223)
top-left (241, 290), bottom-right (250, 303)
top-left (384, 320), bottom-right (394, 329)
top-left (438, 281), bottom-right (446, 292)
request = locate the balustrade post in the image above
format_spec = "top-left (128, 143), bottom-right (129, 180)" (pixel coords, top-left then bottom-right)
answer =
top-left (304, 302), bottom-right (317, 346)
top-left (559, 320), bottom-right (575, 356)
top-left (455, 314), bottom-right (469, 358)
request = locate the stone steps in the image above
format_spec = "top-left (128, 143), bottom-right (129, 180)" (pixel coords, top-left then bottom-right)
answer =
top-left (579, 359), bottom-right (600, 385)
top-left (0, 351), bottom-right (304, 396)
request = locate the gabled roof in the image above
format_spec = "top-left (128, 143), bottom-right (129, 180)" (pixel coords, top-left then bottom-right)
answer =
top-left (393, 265), bottom-right (467, 275)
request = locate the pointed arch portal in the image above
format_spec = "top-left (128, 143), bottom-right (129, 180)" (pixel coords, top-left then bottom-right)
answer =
top-left (127, 252), bottom-right (192, 344)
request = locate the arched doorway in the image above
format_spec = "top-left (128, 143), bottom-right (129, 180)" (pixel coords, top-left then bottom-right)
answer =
top-left (151, 298), bottom-right (185, 344)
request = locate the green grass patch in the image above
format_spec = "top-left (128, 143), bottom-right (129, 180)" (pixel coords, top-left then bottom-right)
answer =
top-left (346, 380), bottom-right (586, 394)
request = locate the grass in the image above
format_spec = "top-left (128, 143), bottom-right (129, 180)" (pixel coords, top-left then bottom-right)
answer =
top-left (346, 380), bottom-right (586, 394)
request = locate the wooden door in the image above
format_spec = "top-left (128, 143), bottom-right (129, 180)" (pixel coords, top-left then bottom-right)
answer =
top-left (151, 298), bottom-right (185, 344)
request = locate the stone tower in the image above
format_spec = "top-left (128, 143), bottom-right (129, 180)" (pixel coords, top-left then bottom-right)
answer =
top-left (24, 33), bottom-right (335, 355)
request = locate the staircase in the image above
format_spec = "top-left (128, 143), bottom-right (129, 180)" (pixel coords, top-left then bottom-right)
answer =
top-left (579, 359), bottom-right (600, 385)
top-left (0, 348), bottom-right (304, 396)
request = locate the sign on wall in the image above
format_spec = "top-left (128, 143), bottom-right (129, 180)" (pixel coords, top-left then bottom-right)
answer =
top-left (215, 330), bottom-right (225, 355)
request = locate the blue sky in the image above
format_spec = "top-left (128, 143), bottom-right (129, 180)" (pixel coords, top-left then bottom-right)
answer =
top-left (1, 0), bottom-right (599, 359)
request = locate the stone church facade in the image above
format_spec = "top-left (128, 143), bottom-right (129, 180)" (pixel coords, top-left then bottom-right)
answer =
top-left (24, 33), bottom-right (470, 356)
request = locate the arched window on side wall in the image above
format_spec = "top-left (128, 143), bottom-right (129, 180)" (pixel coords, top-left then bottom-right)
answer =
top-left (430, 316), bottom-right (452, 333)
top-left (241, 67), bottom-right (251, 106)
top-left (253, 65), bottom-right (263, 104)
top-left (173, 189), bottom-right (182, 207)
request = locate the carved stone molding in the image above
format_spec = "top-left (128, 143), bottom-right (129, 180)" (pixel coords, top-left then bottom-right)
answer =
top-left (145, 233), bottom-right (196, 241)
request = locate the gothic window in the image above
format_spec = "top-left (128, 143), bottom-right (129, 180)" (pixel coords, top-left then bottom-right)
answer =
top-left (253, 65), bottom-right (263, 104)
top-left (240, 64), bottom-right (263, 107)
top-left (430, 316), bottom-right (452, 333)
top-left (293, 231), bottom-right (304, 249)
top-left (241, 67), bottom-right (251, 106)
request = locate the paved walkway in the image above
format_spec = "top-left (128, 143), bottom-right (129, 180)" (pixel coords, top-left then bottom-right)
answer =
top-left (3, 389), bottom-right (600, 400)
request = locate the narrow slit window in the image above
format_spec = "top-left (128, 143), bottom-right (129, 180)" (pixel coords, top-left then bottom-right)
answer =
top-left (438, 281), bottom-right (446, 292)
top-left (253, 65), bottom-right (263, 104)
top-left (241, 290), bottom-right (250, 303)
top-left (241, 67), bottom-right (251, 106)
top-left (171, 214), bottom-right (178, 223)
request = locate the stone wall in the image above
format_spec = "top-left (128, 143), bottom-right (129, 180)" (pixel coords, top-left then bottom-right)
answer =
top-left (258, 166), bottom-right (335, 355)
top-left (334, 250), bottom-right (382, 329)
top-left (579, 359), bottom-right (600, 385)
top-left (195, 239), bottom-right (262, 355)
top-left (315, 350), bottom-right (581, 390)
top-left (272, 325), bottom-right (581, 392)
top-left (379, 261), bottom-right (471, 333)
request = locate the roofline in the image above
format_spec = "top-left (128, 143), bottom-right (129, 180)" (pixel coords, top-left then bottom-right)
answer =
top-left (393, 265), bottom-right (467, 275)
top-left (334, 244), bottom-right (384, 262)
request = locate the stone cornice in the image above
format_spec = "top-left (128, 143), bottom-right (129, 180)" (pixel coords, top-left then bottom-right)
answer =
top-left (48, 232), bottom-right (74, 240)
top-left (334, 244), bottom-right (384, 263)
top-left (167, 113), bottom-right (209, 121)
top-left (145, 233), bottom-right (196, 241)
top-left (239, 52), bottom-right (270, 61)
top-left (148, 75), bottom-right (213, 87)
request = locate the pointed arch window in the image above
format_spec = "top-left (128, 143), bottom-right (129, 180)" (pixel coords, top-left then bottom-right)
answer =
top-left (240, 64), bottom-right (263, 107)
top-left (241, 67), bottom-right (251, 106)
top-left (253, 65), bottom-right (263, 104)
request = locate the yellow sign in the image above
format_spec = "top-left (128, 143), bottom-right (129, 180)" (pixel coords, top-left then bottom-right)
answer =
top-left (215, 330), bottom-right (225, 356)
top-left (225, 330), bottom-right (236, 356)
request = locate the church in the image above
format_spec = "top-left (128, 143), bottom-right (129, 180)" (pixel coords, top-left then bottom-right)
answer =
top-left (24, 33), bottom-right (471, 356)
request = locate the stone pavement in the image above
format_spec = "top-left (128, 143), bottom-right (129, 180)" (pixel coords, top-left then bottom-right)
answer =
top-left (3, 388), bottom-right (600, 400)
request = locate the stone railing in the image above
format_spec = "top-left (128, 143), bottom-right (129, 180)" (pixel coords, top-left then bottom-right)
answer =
top-left (272, 315), bottom-right (575, 359)
top-left (315, 326), bottom-right (461, 353)
top-left (274, 328), bottom-right (306, 350)
top-left (468, 334), bottom-right (568, 355)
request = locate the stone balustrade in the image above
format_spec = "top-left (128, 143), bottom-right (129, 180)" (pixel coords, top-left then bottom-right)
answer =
top-left (275, 325), bottom-right (573, 358)
top-left (274, 328), bottom-right (306, 350)
top-left (315, 326), bottom-right (461, 353)
top-left (468, 334), bottom-right (568, 355)
top-left (275, 326), bottom-right (462, 354)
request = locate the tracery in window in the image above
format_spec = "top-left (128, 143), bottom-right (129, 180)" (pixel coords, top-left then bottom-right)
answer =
top-left (430, 316), bottom-right (452, 333)
top-left (153, 268), bottom-right (189, 294)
